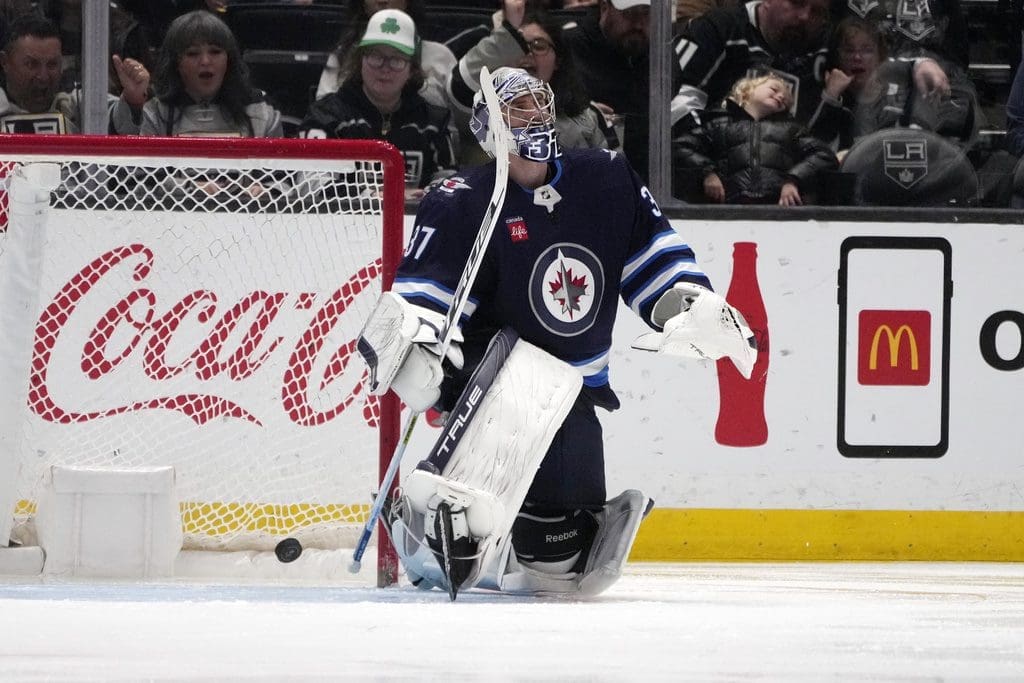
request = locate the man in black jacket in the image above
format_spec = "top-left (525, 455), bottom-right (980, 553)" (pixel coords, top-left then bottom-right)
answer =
top-left (670, 0), bottom-right (951, 133)
top-left (563, 0), bottom-right (652, 179)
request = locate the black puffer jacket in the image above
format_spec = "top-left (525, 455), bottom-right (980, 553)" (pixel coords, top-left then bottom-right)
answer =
top-left (674, 100), bottom-right (838, 203)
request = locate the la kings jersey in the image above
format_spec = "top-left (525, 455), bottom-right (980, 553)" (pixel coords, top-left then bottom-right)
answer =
top-left (671, 1), bottom-right (828, 131)
top-left (394, 148), bottom-right (711, 405)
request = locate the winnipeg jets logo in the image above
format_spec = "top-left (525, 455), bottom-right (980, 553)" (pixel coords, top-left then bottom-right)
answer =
top-left (529, 243), bottom-right (604, 336)
top-left (548, 255), bottom-right (588, 317)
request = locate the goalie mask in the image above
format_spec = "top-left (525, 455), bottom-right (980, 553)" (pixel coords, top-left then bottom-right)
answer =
top-left (470, 67), bottom-right (560, 163)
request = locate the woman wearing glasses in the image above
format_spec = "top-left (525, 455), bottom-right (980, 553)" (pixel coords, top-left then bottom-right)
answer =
top-left (313, 0), bottom-right (455, 109)
top-left (299, 9), bottom-right (456, 200)
top-left (446, 0), bottom-right (610, 166)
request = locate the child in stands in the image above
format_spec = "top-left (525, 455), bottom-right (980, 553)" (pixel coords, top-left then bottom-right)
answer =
top-left (675, 73), bottom-right (837, 205)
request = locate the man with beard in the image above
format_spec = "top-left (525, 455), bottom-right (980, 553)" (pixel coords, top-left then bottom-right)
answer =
top-left (669, 0), bottom-right (948, 134)
top-left (0, 14), bottom-right (147, 134)
top-left (563, 0), bottom-right (652, 179)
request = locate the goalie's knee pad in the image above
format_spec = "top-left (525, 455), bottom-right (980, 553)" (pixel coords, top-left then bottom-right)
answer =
top-left (512, 507), bottom-right (598, 574)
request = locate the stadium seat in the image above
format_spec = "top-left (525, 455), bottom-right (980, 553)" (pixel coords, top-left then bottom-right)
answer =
top-left (419, 6), bottom-right (493, 45)
top-left (840, 129), bottom-right (980, 206)
top-left (244, 50), bottom-right (328, 118)
top-left (223, 3), bottom-right (351, 119)
top-left (223, 3), bottom-right (349, 52)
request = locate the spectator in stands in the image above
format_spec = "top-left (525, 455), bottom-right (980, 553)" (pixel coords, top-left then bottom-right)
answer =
top-left (140, 10), bottom-right (282, 137)
top-left (447, 0), bottom-right (609, 165)
top-left (563, 0), bottom-right (652, 178)
top-left (813, 17), bottom-right (979, 157)
top-left (38, 1), bottom-right (158, 95)
top-left (314, 0), bottom-right (455, 110)
top-left (829, 0), bottom-right (968, 72)
top-left (669, 0), bottom-right (951, 135)
top-left (443, 0), bottom-right (570, 60)
top-left (299, 9), bottom-right (456, 200)
top-left (0, 14), bottom-right (146, 134)
top-left (828, 0), bottom-right (980, 144)
top-left (979, 59), bottom-right (1024, 206)
top-left (674, 73), bottom-right (838, 204)
top-left (140, 11), bottom-right (286, 203)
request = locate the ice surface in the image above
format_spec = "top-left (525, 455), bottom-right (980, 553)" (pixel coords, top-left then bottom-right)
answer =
top-left (1, 562), bottom-right (1022, 681)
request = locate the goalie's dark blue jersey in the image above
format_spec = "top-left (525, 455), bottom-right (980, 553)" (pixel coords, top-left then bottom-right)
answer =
top-left (393, 147), bottom-right (711, 404)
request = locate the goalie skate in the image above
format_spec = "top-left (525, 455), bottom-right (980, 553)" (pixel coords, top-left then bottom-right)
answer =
top-left (429, 500), bottom-right (476, 601)
top-left (386, 462), bottom-right (507, 591)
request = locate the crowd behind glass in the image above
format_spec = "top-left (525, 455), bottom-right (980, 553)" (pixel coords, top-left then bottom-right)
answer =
top-left (0, 0), bottom-right (1021, 209)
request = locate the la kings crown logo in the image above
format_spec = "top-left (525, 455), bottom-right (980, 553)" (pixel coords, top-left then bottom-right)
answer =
top-left (883, 138), bottom-right (928, 189)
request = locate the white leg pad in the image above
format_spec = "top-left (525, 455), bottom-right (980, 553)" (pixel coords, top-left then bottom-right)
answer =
top-left (396, 333), bottom-right (583, 590)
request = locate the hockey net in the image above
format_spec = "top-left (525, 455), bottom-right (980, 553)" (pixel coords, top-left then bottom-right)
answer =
top-left (0, 135), bottom-right (403, 583)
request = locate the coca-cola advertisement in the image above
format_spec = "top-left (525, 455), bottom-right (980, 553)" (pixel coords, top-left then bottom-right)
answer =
top-left (2, 202), bottom-right (386, 541)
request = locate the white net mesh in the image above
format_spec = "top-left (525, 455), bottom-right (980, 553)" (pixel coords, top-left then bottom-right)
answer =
top-left (0, 139), bottom-right (402, 554)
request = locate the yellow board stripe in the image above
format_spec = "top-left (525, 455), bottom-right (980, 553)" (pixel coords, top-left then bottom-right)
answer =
top-left (632, 509), bottom-right (1024, 561)
top-left (18, 500), bottom-right (1024, 560)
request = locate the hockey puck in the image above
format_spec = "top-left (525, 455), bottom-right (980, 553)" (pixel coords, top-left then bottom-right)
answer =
top-left (274, 537), bottom-right (303, 563)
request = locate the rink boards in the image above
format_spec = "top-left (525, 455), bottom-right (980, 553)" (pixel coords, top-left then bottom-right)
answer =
top-left (401, 214), bottom-right (1024, 561)
top-left (4, 203), bottom-right (1023, 562)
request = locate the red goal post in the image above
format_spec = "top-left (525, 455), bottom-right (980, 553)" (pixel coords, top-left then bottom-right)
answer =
top-left (0, 135), bottom-right (403, 585)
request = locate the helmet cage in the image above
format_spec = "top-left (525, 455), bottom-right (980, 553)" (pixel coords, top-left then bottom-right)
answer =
top-left (470, 68), bottom-right (560, 162)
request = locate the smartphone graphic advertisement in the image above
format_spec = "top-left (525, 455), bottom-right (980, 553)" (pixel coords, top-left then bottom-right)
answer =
top-left (837, 236), bottom-right (952, 458)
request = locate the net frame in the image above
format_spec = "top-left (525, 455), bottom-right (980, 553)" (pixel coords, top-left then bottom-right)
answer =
top-left (0, 134), bottom-right (403, 585)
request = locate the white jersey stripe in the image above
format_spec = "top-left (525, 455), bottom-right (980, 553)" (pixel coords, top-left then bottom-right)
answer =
top-left (622, 229), bottom-right (692, 283)
top-left (393, 279), bottom-right (479, 319)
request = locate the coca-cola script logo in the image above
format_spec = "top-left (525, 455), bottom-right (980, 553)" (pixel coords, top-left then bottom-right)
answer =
top-left (30, 243), bottom-right (381, 428)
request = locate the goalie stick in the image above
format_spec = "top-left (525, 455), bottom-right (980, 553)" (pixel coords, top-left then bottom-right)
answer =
top-left (350, 66), bottom-right (513, 576)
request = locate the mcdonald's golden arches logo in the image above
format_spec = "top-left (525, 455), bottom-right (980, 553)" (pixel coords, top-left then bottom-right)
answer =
top-left (858, 310), bottom-right (931, 385)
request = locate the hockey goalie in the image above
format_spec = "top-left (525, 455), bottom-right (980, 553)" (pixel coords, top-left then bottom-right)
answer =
top-left (358, 67), bottom-right (757, 599)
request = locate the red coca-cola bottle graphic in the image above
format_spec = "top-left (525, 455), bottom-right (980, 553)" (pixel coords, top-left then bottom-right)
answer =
top-left (715, 242), bottom-right (768, 446)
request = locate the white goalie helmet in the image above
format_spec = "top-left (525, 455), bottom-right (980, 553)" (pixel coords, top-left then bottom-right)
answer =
top-left (470, 66), bottom-right (560, 163)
